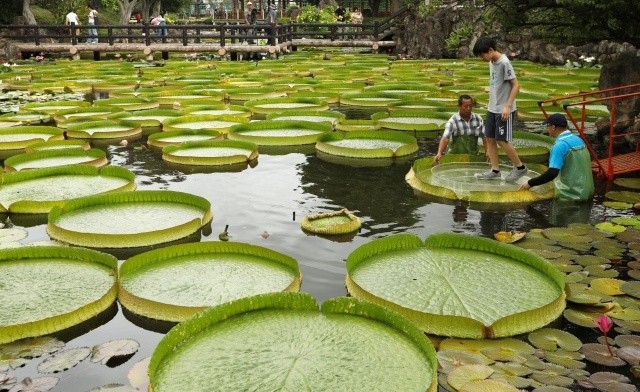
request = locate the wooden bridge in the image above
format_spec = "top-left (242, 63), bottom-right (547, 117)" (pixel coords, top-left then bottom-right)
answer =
top-left (0, 17), bottom-right (400, 61)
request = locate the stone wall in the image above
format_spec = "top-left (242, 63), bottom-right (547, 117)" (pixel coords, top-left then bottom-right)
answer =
top-left (395, 8), bottom-right (640, 66)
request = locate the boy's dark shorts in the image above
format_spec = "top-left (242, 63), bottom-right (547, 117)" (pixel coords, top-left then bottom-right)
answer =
top-left (484, 111), bottom-right (516, 142)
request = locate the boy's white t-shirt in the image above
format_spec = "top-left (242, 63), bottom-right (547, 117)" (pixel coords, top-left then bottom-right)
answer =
top-left (88, 10), bottom-right (97, 24)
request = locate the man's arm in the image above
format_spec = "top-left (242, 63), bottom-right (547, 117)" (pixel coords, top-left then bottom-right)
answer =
top-left (519, 168), bottom-right (559, 190)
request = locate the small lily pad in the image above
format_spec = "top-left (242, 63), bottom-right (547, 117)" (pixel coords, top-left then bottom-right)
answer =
top-left (603, 201), bottom-right (633, 210)
top-left (580, 343), bottom-right (626, 366)
top-left (531, 386), bottom-right (573, 392)
top-left (613, 177), bottom-right (640, 190)
top-left (563, 308), bottom-right (601, 328)
top-left (589, 371), bottom-right (637, 392)
top-left (607, 305), bottom-right (640, 321)
top-left (8, 376), bottom-right (59, 392)
top-left (494, 231), bottom-right (526, 244)
top-left (459, 378), bottom-right (519, 392)
top-left (620, 281), bottom-right (640, 299)
top-left (573, 255), bottom-right (609, 267)
top-left (590, 278), bottom-right (625, 296)
top-left (127, 356), bottom-right (150, 390)
top-left (88, 384), bottom-right (136, 392)
top-left (528, 328), bottom-right (582, 351)
top-left (616, 345), bottom-right (640, 366)
top-left (0, 228), bottom-right (28, 243)
top-left (530, 363), bottom-right (574, 387)
top-left (544, 349), bottom-right (586, 369)
top-left (595, 222), bottom-right (626, 234)
top-left (437, 349), bottom-right (493, 374)
top-left (615, 334), bottom-right (640, 348)
top-left (585, 264), bottom-right (620, 279)
top-left (37, 347), bottom-right (90, 373)
top-left (90, 339), bottom-right (139, 365)
top-left (447, 364), bottom-right (494, 390)
top-left (0, 337), bottom-right (64, 359)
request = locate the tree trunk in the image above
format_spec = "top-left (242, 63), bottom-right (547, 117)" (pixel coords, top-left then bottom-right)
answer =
top-left (22, 0), bottom-right (37, 25)
top-left (117, 0), bottom-right (140, 25)
top-left (141, 0), bottom-right (161, 22)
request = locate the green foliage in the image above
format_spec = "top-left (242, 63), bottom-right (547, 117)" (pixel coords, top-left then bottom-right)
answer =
top-left (445, 22), bottom-right (473, 51)
top-left (0, 0), bottom-right (21, 24)
top-left (297, 5), bottom-right (338, 24)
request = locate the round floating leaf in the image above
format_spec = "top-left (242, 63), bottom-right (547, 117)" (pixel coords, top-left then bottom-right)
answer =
top-left (3, 148), bottom-right (108, 172)
top-left (7, 376), bottom-right (59, 391)
top-left (88, 384), bottom-right (135, 392)
top-left (459, 378), bottom-right (519, 392)
top-left (0, 126), bottom-right (64, 159)
top-left (228, 120), bottom-right (332, 146)
top-left (580, 343), bottom-right (626, 366)
top-left (603, 201), bottom-right (633, 210)
top-left (244, 97), bottom-right (329, 114)
top-left (614, 177), bottom-right (640, 190)
top-left (494, 231), bottom-right (526, 243)
top-left (563, 308), bottom-right (601, 328)
top-left (346, 232), bottom-right (566, 338)
top-left (162, 114), bottom-right (248, 135)
top-left (589, 371), bottom-right (636, 392)
top-left (0, 228), bottom-right (28, 243)
top-left (530, 363), bottom-right (574, 387)
top-left (149, 293), bottom-right (438, 392)
top-left (595, 222), bottom-right (626, 234)
top-left (0, 246), bottom-right (117, 344)
top-left (0, 336), bottom-right (64, 359)
top-left (91, 339), bottom-right (139, 365)
top-left (591, 278), bottom-right (626, 296)
top-left (37, 347), bottom-right (91, 373)
top-left (301, 208), bottom-right (361, 235)
top-left (316, 130), bottom-right (419, 159)
top-left (65, 120), bottom-right (142, 143)
top-left (621, 281), bottom-right (640, 299)
top-left (616, 345), bottom-right (640, 366)
top-left (605, 190), bottom-right (640, 204)
top-left (127, 356), bottom-right (150, 390)
top-left (47, 190), bottom-right (212, 249)
top-left (436, 349), bottom-right (493, 374)
top-left (147, 129), bottom-right (222, 149)
top-left (447, 364), bottom-right (494, 390)
top-left (119, 242), bottom-right (301, 322)
top-left (0, 165), bottom-right (136, 214)
top-left (528, 328), bottom-right (582, 352)
top-left (162, 140), bottom-right (258, 167)
top-left (544, 349), bottom-right (586, 369)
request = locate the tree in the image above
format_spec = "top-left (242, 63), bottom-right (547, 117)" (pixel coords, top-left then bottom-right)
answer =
top-left (22, 0), bottom-right (37, 25)
top-left (483, 0), bottom-right (640, 47)
top-left (116, 0), bottom-right (138, 24)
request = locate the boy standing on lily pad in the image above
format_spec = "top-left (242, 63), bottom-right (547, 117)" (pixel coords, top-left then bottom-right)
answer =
top-left (473, 36), bottom-right (527, 183)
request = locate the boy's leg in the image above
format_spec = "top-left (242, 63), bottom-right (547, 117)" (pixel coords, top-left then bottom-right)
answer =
top-left (494, 111), bottom-right (528, 182)
top-left (476, 112), bottom-right (502, 179)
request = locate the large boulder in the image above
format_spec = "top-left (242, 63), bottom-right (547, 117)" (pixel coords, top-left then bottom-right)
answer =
top-left (598, 52), bottom-right (640, 127)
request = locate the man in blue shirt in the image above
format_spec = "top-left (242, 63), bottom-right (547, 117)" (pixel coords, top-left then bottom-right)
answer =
top-left (519, 113), bottom-right (594, 201)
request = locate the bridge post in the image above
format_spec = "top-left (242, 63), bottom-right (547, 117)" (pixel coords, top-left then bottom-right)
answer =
top-left (143, 47), bottom-right (153, 61)
top-left (93, 51), bottom-right (100, 61)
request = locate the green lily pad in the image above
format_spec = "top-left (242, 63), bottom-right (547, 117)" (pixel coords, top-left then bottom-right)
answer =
top-left (528, 328), bottom-right (582, 351)
top-left (447, 364), bottom-right (494, 390)
top-left (301, 208), bottom-right (361, 235)
top-left (47, 190), bottom-right (213, 249)
top-left (3, 148), bottom-right (108, 172)
top-left (346, 233), bottom-right (566, 338)
top-left (595, 222), bottom-right (626, 234)
top-left (119, 242), bottom-right (301, 322)
top-left (589, 371), bottom-right (637, 392)
top-left (162, 140), bottom-right (258, 167)
top-left (228, 120), bottom-right (332, 146)
top-left (315, 130), bottom-right (419, 159)
top-left (614, 177), bottom-right (640, 190)
top-left (580, 343), bottom-right (626, 366)
top-left (0, 246), bottom-right (118, 344)
top-left (621, 281), bottom-right (640, 299)
top-left (603, 201), bottom-right (633, 210)
top-left (91, 339), bottom-right (139, 365)
top-left (436, 349), bottom-right (493, 374)
top-left (605, 190), bottom-right (640, 204)
top-left (149, 293), bottom-right (438, 392)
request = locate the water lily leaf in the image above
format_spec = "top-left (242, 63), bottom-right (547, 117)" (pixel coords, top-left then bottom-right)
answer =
top-left (566, 283), bottom-right (606, 304)
top-left (528, 328), bottom-right (582, 351)
top-left (542, 227), bottom-right (585, 240)
top-left (595, 222), bottom-right (626, 234)
top-left (606, 190), bottom-right (640, 203)
top-left (489, 362), bottom-right (532, 388)
top-left (0, 337), bottom-right (64, 359)
top-left (437, 373), bottom-right (456, 392)
top-left (585, 264), bottom-right (620, 278)
top-left (548, 259), bottom-right (582, 273)
top-left (590, 278), bottom-right (625, 296)
top-left (628, 269), bottom-right (640, 280)
top-left (531, 386), bottom-right (573, 392)
top-left (544, 349), bottom-right (586, 369)
top-left (613, 177), bottom-right (640, 190)
top-left (0, 373), bottom-right (16, 387)
top-left (573, 255), bottom-right (609, 267)
top-left (494, 231), bottom-right (526, 244)
top-left (459, 378), bottom-right (519, 392)
top-left (607, 304), bottom-right (640, 321)
top-left (603, 201), bottom-right (633, 210)
top-left (437, 349), bottom-right (494, 374)
top-left (580, 343), bottom-right (626, 366)
top-left (90, 339), bottom-right (139, 365)
top-left (87, 384), bottom-right (135, 392)
top-left (620, 281), bottom-right (640, 299)
top-left (0, 355), bottom-right (29, 372)
top-left (530, 363), bottom-right (573, 387)
top-left (0, 228), bottom-right (27, 244)
top-left (489, 372), bottom-right (532, 389)
top-left (612, 217), bottom-right (640, 227)
top-left (616, 345), bottom-right (640, 366)
top-left (615, 334), bottom-right (640, 348)
top-left (589, 371), bottom-right (636, 392)
top-left (563, 308), bottom-right (601, 327)
top-left (447, 364), bottom-right (494, 390)
top-left (440, 337), bottom-right (535, 357)
top-left (564, 271), bottom-right (587, 284)
top-left (7, 376), bottom-right (58, 392)
top-left (127, 356), bottom-right (150, 389)
top-left (616, 227), bottom-right (640, 243)
top-left (346, 233), bottom-right (566, 338)
top-left (613, 318), bottom-right (640, 332)
top-left (37, 347), bottom-right (90, 373)
top-left (480, 347), bottom-right (528, 363)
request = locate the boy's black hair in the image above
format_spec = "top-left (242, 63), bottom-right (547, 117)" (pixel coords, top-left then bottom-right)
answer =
top-left (472, 36), bottom-right (497, 56)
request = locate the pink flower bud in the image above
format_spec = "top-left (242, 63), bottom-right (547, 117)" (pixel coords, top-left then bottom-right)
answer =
top-left (593, 314), bottom-right (613, 334)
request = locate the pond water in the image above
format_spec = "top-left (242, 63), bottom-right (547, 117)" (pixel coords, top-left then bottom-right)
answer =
top-left (1, 63), bottom-right (637, 390)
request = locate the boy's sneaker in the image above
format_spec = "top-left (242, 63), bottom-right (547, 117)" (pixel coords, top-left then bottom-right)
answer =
top-left (475, 170), bottom-right (501, 180)
top-left (505, 166), bottom-right (528, 182)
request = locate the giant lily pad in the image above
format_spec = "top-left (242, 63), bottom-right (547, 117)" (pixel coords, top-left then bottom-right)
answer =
top-left (161, 140), bottom-right (258, 167)
top-left (315, 130), bottom-right (419, 159)
top-left (119, 242), bottom-right (301, 321)
top-left (406, 155), bottom-right (555, 204)
top-left (301, 208), bottom-right (361, 235)
top-left (3, 148), bottom-right (107, 172)
top-left (345, 232), bottom-right (566, 338)
top-left (47, 190), bottom-right (213, 248)
top-left (65, 120), bottom-right (142, 144)
top-left (244, 97), bottom-right (329, 114)
top-left (228, 120), bottom-right (332, 146)
top-left (147, 129), bottom-right (222, 150)
top-left (0, 246), bottom-right (118, 344)
top-left (149, 292), bottom-right (438, 392)
top-left (0, 165), bottom-right (135, 214)
top-left (162, 115), bottom-right (248, 135)
top-left (0, 126), bottom-right (64, 160)
top-left (479, 131), bottom-right (554, 163)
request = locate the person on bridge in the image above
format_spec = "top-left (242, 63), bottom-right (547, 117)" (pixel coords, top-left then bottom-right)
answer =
top-left (65, 10), bottom-right (80, 43)
top-left (266, 2), bottom-right (278, 46)
top-left (519, 113), bottom-right (594, 201)
top-left (350, 7), bottom-right (362, 39)
top-left (244, 2), bottom-right (258, 44)
top-left (434, 94), bottom-right (485, 165)
top-left (150, 12), bottom-right (167, 38)
top-left (87, 4), bottom-right (98, 44)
